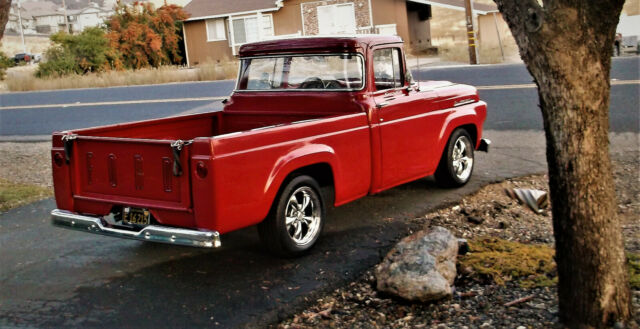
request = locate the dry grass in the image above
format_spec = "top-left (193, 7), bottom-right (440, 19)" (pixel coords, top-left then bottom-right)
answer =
top-left (438, 41), bottom-right (521, 64)
top-left (0, 178), bottom-right (52, 213)
top-left (3, 59), bottom-right (238, 92)
top-left (459, 238), bottom-right (557, 288)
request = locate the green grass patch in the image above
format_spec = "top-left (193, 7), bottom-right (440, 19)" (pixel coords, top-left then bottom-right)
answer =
top-left (629, 253), bottom-right (640, 290)
top-left (458, 238), bottom-right (557, 288)
top-left (459, 239), bottom-right (640, 290)
top-left (0, 179), bottom-right (52, 212)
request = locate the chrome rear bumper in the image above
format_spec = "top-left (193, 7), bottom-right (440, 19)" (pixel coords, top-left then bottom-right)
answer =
top-left (51, 209), bottom-right (221, 248)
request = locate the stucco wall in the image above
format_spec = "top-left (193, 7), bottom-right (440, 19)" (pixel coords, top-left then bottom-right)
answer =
top-left (623, 0), bottom-right (640, 16)
top-left (370, 0), bottom-right (410, 44)
top-left (272, 0), bottom-right (305, 36)
top-left (183, 20), bottom-right (234, 66)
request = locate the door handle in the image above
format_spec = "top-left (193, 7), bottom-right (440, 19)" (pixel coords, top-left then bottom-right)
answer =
top-left (376, 102), bottom-right (389, 109)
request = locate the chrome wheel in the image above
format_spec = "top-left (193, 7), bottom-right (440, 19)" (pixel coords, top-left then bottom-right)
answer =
top-left (452, 136), bottom-right (473, 182)
top-left (285, 186), bottom-right (321, 246)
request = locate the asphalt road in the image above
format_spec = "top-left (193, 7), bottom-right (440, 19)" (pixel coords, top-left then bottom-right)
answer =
top-left (0, 58), bottom-right (638, 328)
top-left (1, 131), bottom-right (554, 329)
top-left (0, 57), bottom-right (637, 137)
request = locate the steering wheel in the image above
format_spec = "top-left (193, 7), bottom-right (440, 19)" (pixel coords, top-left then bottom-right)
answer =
top-left (299, 77), bottom-right (325, 89)
top-left (324, 80), bottom-right (343, 89)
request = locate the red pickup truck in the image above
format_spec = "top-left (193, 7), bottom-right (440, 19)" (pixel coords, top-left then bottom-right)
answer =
top-left (51, 35), bottom-right (489, 256)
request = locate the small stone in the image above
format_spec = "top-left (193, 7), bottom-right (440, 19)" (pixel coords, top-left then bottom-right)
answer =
top-left (467, 216), bottom-right (484, 224)
top-left (613, 322), bottom-right (624, 329)
top-left (480, 322), bottom-right (492, 328)
top-left (516, 326), bottom-right (526, 329)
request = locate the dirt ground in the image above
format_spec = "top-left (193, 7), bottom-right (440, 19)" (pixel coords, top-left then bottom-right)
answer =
top-left (277, 156), bottom-right (640, 329)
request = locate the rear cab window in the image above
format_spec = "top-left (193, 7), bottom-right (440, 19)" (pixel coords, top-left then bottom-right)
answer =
top-left (236, 54), bottom-right (364, 91)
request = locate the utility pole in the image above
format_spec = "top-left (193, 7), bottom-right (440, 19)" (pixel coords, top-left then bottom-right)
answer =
top-left (17, 0), bottom-right (26, 53)
top-left (61, 0), bottom-right (70, 33)
top-left (464, 0), bottom-right (477, 64)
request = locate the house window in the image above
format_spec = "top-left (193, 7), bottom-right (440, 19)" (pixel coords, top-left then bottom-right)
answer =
top-left (317, 3), bottom-right (356, 35)
top-left (376, 24), bottom-right (397, 36)
top-left (231, 14), bottom-right (274, 45)
top-left (373, 48), bottom-right (403, 90)
top-left (206, 18), bottom-right (226, 41)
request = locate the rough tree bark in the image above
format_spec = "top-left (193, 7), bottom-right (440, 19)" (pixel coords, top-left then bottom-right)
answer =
top-left (0, 0), bottom-right (11, 41)
top-left (492, 0), bottom-right (632, 328)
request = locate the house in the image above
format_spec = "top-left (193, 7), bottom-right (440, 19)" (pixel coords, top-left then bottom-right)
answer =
top-left (67, 2), bottom-right (114, 33)
top-left (7, 1), bottom-right (61, 34)
top-left (617, 0), bottom-right (640, 50)
top-left (7, 1), bottom-right (115, 35)
top-left (181, 0), bottom-right (512, 66)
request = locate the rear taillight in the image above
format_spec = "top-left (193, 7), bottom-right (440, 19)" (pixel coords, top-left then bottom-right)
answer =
top-left (196, 161), bottom-right (208, 179)
top-left (53, 152), bottom-right (64, 167)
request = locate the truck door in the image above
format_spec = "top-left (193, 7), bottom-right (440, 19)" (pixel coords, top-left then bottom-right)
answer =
top-left (372, 47), bottom-right (438, 189)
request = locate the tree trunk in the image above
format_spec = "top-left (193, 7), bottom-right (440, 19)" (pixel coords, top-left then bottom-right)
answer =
top-left (0, 0), bottom-right (11, 41)
top-left (492, 0), bottom-right (632, 328)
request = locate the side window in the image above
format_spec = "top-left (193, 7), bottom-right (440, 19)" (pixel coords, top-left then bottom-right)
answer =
top-left (373, 48), bottom-right (403, 91)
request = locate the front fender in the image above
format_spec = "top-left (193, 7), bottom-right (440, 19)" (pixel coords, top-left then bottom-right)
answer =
top-left (438, 101), bottom-right (486, 150)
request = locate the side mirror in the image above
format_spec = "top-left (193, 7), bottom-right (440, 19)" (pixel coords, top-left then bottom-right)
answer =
top-left (405, 71), bottom-right (419, 92)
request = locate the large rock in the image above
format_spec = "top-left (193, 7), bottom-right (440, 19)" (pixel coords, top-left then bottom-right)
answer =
top-left (375, 226), bottom-right (458, 302)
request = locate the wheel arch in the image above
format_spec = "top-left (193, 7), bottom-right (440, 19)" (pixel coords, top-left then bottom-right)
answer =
top-left (262, 145), bottom-right (339, 220)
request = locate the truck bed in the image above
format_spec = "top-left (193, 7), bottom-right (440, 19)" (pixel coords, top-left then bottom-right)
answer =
top-left (51, 108), bottom-right (367, 232)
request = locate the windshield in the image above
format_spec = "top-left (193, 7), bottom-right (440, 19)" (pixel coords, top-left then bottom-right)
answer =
top-left (236, 54), bottom-right (364, 91)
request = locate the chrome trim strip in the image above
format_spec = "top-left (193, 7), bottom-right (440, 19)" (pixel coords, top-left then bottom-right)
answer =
top-left (51, 209), bottom-right (221, 248)
top-left (454, 99), bottom-right (476, 107)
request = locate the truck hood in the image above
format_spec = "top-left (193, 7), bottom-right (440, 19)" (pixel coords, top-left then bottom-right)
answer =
top-left (418, 80), bottom-right (480, 107)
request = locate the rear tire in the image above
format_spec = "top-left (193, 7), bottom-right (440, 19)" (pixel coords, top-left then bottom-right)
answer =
top-left (434, 128), bottom-right (475, 187)
top-left (258, 175), bottom-right (325, 257)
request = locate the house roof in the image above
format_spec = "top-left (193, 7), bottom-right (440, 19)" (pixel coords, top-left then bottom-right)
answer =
top-left (16, 1), bottom-right (61, 18)
top-left (184, 0), bottom-right (281, 21)
top-left (408, 0), bottom-right (498, 14)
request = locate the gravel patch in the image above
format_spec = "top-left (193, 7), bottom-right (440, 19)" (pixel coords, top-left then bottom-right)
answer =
top-left (0, 142), bottom-right (52, 188)
top-left (277, 153), bottom-right (640, 328)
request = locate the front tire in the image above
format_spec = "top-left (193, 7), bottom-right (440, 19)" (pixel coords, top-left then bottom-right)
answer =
top-left (258, 175), bottom-right (325, 257)
top-left (434, 128), bottom-right (475, 187)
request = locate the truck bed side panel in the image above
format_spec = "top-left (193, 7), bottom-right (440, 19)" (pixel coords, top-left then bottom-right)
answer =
top-left (208, 113), bottom-right (371, 234)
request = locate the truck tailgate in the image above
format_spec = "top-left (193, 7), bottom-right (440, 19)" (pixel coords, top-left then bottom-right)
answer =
top-left (70, 136), bottom-right (191, 211)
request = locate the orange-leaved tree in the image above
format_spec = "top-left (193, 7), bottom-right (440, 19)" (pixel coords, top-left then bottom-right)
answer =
top-left (105, 1), bottom-right (189, 69)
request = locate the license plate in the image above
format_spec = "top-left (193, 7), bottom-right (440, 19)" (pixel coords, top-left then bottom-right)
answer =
top-left (122, 207), bottom-right (150, 226)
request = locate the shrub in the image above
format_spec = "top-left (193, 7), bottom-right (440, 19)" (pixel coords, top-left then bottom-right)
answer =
top-left (36, 46), bottom-right (79, 77)
top-left (36, 27), bottom-right (112, 77)
top-left (106, 2), bottom-right (189, 69)
top-left (0, 51), bottom-right (14, 80)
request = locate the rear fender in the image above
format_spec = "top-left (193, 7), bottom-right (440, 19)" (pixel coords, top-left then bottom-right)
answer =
top-left (264, 144), bottom-right (339, 212)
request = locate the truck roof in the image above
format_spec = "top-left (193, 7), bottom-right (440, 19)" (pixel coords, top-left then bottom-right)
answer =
top-left (238, 35), bottom-right (403, 57)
